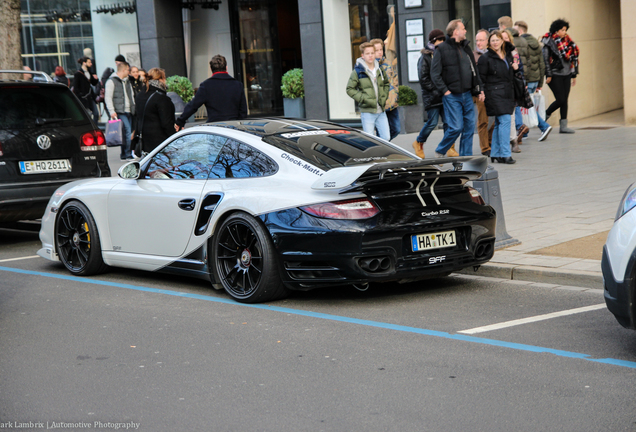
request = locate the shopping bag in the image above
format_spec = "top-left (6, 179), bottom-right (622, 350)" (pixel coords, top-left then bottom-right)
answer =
top-left (520, 106), bottom-right (538, 128)
top-left (533, 90), bottom-right (546, 120)
top-left (105, 119), bottom-right (123, 147)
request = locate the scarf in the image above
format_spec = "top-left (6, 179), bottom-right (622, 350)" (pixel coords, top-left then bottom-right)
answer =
top-left (545, 32), bottom-right (579, 68)
top-left (425, 41), bottom-right (436, 51)
top-left (149, 79), bottom-right (167, 92)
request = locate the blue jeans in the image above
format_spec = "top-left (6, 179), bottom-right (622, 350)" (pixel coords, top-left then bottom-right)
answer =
top-left (515, 106), bottom-right (523, 130)
top-left (416, 106), bottom-right (445, 143)
top-left (118, 113), bottom-right (132, 159)
top-left (435, 91), bottom-right (475, 156)
top-left (492, 114), bottom-right (512, 158)
top-left (361, 111), bottom-right (390, 141)
top-left (386, 107), bottom-right (401, 141)
top-left (527, 81), bottom-right (550, 132)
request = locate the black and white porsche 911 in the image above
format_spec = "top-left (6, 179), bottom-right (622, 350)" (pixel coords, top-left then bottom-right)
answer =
top-left (38, 119), bottom-right (496, 303)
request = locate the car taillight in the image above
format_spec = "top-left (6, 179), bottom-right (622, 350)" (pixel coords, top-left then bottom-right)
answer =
top-left (0, 141), bottom-right (3, 157)
top-left (82, 132), bottom-right (95, 146)
top-left (300, 198), bottom-right (379, 220)
top-left (95, 130), bottom-right (105, 145)
top-left (468, 187), bottom-right (485, 205)
top-left (81, 131), bottom-right (105, 147)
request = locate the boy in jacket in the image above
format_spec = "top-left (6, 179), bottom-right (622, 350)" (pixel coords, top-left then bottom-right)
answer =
top-left (346, 42), bottom-right (390, 140)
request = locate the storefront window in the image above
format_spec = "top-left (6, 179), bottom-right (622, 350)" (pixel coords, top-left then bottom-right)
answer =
top-left (20, 0), bottom-right (94, 78)
top-left (323, 0), bottom-right (391, 120)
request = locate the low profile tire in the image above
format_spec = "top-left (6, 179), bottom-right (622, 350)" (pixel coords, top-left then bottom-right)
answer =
top-left (212, 212), bottom-right (288, 303)
top-left (55, 200), bottom-right (107, 276)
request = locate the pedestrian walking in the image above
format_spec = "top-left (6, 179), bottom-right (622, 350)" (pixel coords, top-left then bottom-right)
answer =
top-left (372, 36), bottom-right (400, 141)
top-left (346, 42), bottom-right (390, 140)
top-left (542, 18), bottom-right (579, 134)
top-left (499, 16), bottom-right (530, 139)
top-left (176, 55), bottom-right (247, 130)
top-left (473, 29), bottom-right (491, 157)
top-left (53, 66), bottom-right (69, 87)
top-left (105, 62), bottom-right (135, 160)
top-left (501, 29), bottom-right (525, 152)
top-left (515, 20), bottom-right (552, 142)
top-left (430, 19), bottom-right (484, 157)
top-left (133, 68), bottom-right (176, 155)
top-left (73, 57), bottom-right (99, 116)
top-left (478, 30), bottom-right (517, 164)
top-left (412, 29), bottom-right (456, 158)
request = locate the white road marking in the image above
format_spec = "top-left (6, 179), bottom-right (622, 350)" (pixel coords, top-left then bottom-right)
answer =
top-left (0, 255), bottom-right (40, 263)
top-left (457, 304), bottom-right (607, 334)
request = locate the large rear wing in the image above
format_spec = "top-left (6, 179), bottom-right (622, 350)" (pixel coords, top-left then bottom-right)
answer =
top-left (311, 156), bottom-right (488, 192)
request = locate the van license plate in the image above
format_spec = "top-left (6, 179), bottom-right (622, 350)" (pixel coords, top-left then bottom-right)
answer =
top-left (411, 230), bottom-right (456, 252)
top-left (20, 159), bottom-right (72, 174)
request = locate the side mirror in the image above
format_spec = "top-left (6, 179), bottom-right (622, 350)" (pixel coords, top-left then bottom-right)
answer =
top-left (118, 161), bottom-right (141, 179)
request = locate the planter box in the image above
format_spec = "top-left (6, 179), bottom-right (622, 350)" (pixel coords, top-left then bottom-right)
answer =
top-left (399, 105), bottom-right (423, 134)
top-left (283, 97), bottom-right (305, 119)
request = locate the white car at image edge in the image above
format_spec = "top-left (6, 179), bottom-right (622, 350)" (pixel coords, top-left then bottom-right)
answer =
top-left (603, 181), bottom-right (636, 329)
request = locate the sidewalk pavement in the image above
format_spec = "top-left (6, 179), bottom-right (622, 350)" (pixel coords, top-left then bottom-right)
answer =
top-left (392, 109), bottom-right (630, 289)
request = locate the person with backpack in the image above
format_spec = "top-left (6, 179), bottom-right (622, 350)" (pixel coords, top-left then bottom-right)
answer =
top-left (412, 29), bottom-right (458, 158)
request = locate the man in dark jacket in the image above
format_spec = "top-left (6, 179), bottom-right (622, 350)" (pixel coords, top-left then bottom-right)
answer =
top-left (176, 55), bottom-right (247, 130)
top-left (515, 20), bottom-right (552, 141)
top-left (430, 19), bottom-right (484, 157)
top-left (412, 29), bottom-right (454, 158)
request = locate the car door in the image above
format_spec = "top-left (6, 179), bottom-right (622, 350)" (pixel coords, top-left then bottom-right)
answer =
top-left (108, 133), bottom-right (226, 256)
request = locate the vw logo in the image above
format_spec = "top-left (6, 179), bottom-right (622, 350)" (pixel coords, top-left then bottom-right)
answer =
top-left (37, 135), bottom-right (51, 150)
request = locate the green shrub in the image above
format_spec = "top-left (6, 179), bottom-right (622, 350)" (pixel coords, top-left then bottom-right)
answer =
top-left (281, 68), bottom-right (304, 99)
top-left (397, 85), bottom-right (418, 106)
top-left (166, 75), bottom-right (194, 103)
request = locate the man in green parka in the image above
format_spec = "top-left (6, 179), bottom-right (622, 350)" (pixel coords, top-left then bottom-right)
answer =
top-left (346, 42), bottom-right (391, 140)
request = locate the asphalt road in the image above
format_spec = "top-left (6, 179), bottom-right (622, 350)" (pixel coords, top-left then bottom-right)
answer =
top-left (1, 227), bottom-right (635, 432)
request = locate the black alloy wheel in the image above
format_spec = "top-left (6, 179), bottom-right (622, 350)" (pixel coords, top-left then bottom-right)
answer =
top-left (55, 200), bottom-right (107, 276)
top-left (212, 212), bottom-right (287, 303)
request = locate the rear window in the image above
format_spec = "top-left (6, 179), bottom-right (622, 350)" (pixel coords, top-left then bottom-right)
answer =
top-left (263, 129), bottom-right (414, 171)
top-left (0, 85), bottom-right (89, 129)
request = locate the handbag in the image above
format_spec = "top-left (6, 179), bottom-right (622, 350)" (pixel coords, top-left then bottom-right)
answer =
top-left (134, 92), bottom-right (157, 156)
top-left (105, 119), bottom-right (123, 147)
top-left (533, 89), bottom-right (546, 120)
top-left (514, 72), bottom-right (534, 109)
top-left (520, 106), bottom-right (538, 128)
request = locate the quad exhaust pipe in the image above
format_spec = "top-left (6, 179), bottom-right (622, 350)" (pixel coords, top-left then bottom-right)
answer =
top-left (358, 256), bottom-right (391, 273)
top-left (474, 242), bottom-right (493, 259)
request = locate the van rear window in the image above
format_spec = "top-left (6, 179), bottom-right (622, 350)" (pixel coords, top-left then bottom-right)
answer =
top-left (0, 85), bottom-right (89, 129)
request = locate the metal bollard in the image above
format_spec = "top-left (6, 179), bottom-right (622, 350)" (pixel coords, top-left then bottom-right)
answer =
top-left (471, 165), bottom-right (520, 250)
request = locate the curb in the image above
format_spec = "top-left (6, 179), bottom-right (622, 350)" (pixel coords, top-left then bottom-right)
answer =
top-left (458, 262), bottom-right (604, 290)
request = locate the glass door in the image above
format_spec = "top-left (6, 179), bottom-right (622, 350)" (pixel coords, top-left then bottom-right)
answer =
top-left (233, 0), bottom-right (283, 116)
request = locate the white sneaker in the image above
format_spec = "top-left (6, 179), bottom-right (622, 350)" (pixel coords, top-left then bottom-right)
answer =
top-left (538, 126), bottom-right (552, 142)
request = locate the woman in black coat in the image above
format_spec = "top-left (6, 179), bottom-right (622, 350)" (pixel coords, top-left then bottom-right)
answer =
top-left (73, 57), bottom-right (98, 113)
top-left (477, 31), bottom-right (518, 164)
top-left (134, 68), bottom-right (176, 155)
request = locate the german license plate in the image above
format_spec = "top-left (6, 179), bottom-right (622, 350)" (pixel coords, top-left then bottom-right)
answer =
top-left (411, 230), bottom-right (456, 252)
top-left (19, 159), bottom-right (72, 174)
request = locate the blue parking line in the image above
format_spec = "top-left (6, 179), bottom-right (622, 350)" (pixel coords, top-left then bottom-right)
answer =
top-left (3, 265), bottom-right (634, 369)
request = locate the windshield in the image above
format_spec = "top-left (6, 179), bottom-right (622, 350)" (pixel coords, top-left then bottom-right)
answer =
top-left (0, 85), bottom-right (89, 129)
top-left (263, 129), bottom-right (414, 171)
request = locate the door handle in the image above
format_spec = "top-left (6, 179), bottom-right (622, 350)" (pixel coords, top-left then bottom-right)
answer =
top-left (178, 199), bottom-right (196, 211)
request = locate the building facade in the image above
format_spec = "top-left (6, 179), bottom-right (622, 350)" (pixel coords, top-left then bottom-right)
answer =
top-left (18, 0), bottom-right (631, 125)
